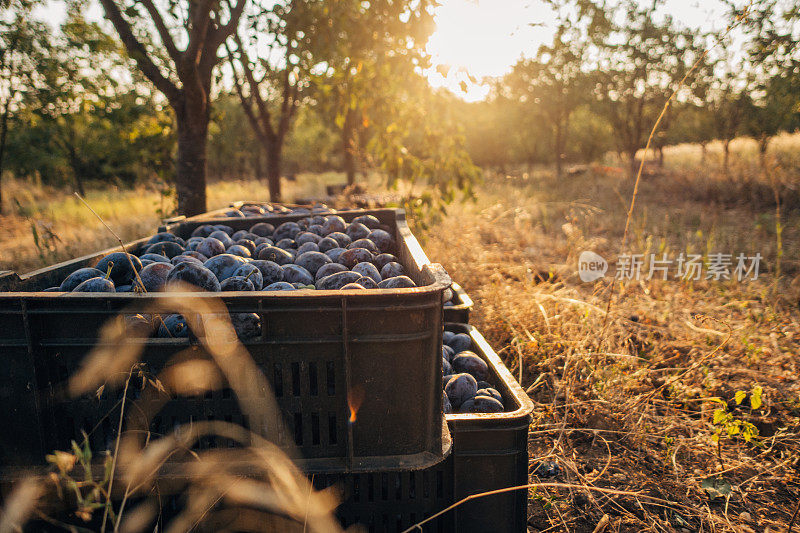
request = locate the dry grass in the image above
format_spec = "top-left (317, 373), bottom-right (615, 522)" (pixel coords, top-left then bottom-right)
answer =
top-left (422, 162), bottom-right (800, 531)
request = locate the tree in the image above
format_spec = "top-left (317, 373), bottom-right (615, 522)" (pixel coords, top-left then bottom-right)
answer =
top-left (97, 0), bottom-right (247, 215)
top-left (0, 0), bottom-right (50, 213)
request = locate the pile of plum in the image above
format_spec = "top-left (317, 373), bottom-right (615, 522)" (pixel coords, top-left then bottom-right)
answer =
top-left (222, 203), bottom-right (335, 218)
top-left (442, 331), bottom-right (505, 414)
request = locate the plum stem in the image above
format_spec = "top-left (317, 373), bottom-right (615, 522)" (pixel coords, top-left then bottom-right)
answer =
top-left (104, 262), bottom-right (113, 280)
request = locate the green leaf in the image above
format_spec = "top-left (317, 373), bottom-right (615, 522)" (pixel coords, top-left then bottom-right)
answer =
top-left (713, 408), bottom-right (727, 425)
top-left (735, 391), bottom-right (747, 405)
top-left (751, 386), bottom-right (763, 410)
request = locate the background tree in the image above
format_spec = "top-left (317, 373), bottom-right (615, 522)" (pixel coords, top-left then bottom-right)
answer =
top-left (97, 0), bottom-right (247, 215)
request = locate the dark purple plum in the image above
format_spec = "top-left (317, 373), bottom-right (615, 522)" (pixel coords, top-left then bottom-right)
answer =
top-left (345, 222), bottom-right (370, 241)
top-left (250, 260), bottom-right (284, 285)
top-left (470, 395), bottom-right (504, 413)
top-left (232, 263), bottom-right (263, 290)
top-left (373, 253), bottom-right (398, 270)
top-left (324, 247), bottom-right (346, 263)
top-left (139, 262), bottom-right (174, 292)
top-left (145, 241), bottom-right (184, 258)
top-left (442, 345), bottom-right (455, 362)
top-left (378, 276), bottom-right (416, 289)
top-left (116, 285), bottom-right (133, 292)
top-left (235, 239), bottom-right (256, 255)
top-left (157, 314), bottom-right (189, 338)
top-left (191, 225), bottom-right (215, 238)
top-left (141, 253), bottom-right (170, 263)
top-left (196, 237), bottom-right (226, 258)
top-left (174, 250), bottom-right (208, 262)
top-left (367, 229), bottom-right (395, 252)
top-left (308, 224), bottom-right (325, 236)
top-left (443, 357), bottom-right (453, 376)
top-left (275, 238), bottom-right (297, 250)
top-left (296, 232), bottom-right (322, 245)
top-left (380, 262), bottom-right (405, 280)
top-left (171, 255), bottom-right (203, 267)
top-left (476, 380), bottom-right (492, 391)
top-left (341, 283), bottom-right (366, 290)
top-left (212, 224), bottom-right (234, 235)
top-left (443, 391), bottom-right (453, 414)
top-left (338, 248), bottom-right (374, 268)
top-left (315, 271), bottom-right (362, 290)
top-left (326, 232), bottom-right (351, 248)
top-left (166, 262), bottom-right (221, 292)
top-left (443, 330), bottom-right (456, 345)
top-left (347, 238), bottom-right (379, 254)
top-left (147, 232), bottom-right (185, 246)
top-left (208, 230), bottom-right (234, 248)
top-left (95, 252), bottom-right (143, 286)
top-left (352, 214), bottom-right (381, 229)
top-left (220, 276), bottom-right (255, 291)
top-left (264, 281), bottom-right (297, 291)
top-left (447, 333), bottom-right (472, 354)
top-left (318, 237), bottom-right (339, 253)
top-left (258, 246), bottom-right (293, 265)
top-left (297, 242), bottom-right (319, 254)
top-left (295, 251), bottom-right (332, 276)
top-left (356, 276), bottom-right (378, 289)
top-left (72, 277), bottom-right (116, 293)
top-left (459, 398), bottom-right (475, 412)
top-left (315, 262), bottom-right (348, 281)
top-left (226, 245), bottom-right (252, 258)
top-left (60, 267), bottom-right (105, 292)
top-left (125, 314), bottom-right (154, 337)
top-left (204, 254), bottom-right (247, 281)
top-left (139, 260), bottom-right (154, 268)
top-left (231, 313), bottom-right (261, 339)
top-left (351, 262), bottom-right (381, 284)
top-left (445, 373), bottom-right (477, 409)
top-left (273, 221), bottom-right (302, 241)
top-left (232, 230), bottom-right (250, 241)
top-left (282, 264), bottom-right (314, 285)
top-left (452, 351), bottom-right (489, 381)
top-left (253, 237), bottom-right (272, 246)
top-left (225, 209), bottom-right (245, 218)
top-left (321, 215), bottom-right (346, 235)
top-left (250, 222), bottom-right (275, 237)
top-left (477, 388), bottom-right (503, 403)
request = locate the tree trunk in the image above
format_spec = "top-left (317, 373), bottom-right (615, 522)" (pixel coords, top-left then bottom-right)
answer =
top-left (723, 139), bottom-right (731, 177)
top-left (265, 140), bottom-right (282, 203)
top-left (65, 143), bottom-right (87, 197)
top-left (0, 102), bottom-right (9, 215)
top-left (657, 146), bottom-right (664, 167)
top-left (175, 107), bottom-right (209, 216)
top-left (343, 108), bottom-right (358, 186)
top-left (629, 150), bottom-right (638, 178)
top-left (758, 136), bottom-right (769, 176)
top-left (254, 148), bottom-right (264, 181)
top-left (700, 142), bottom-right (707, 164)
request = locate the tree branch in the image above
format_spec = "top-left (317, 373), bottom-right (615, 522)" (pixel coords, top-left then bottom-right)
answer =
top-left (139, 0), bottom-right (182, 65)
top-left (97, 0), bottom-right (180, 104)
top-left (185, 0), bottom-right (214, 66)
top-left (232, 31), bottom-right (276, 141)
top-left (226, 41), bottom-right (267, 144)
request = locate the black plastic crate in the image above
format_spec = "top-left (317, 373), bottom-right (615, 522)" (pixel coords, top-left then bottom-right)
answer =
top-left (443, 282), bottom-right (473, 324)
top-left (0, 209), bottom-right (451, 473)
top-left (311, 324), bottom-right (533, 533)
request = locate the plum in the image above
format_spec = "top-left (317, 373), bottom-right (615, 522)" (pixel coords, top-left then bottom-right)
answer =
top-left (347, 238), bottom-right (379, 254)
top-left (226, 244), bottom-right (252, 258)
top-left (308, 224), bottom-right (325, 236)
top-left (352, 214), bottom-right (381, 229)
top-left (459, 399), bottom-right (475, 412)
top-left (191, 225), bottom-right (216, 238)
top-left (443, 357), bottom-right (453, 376)
top-left (232, 263), bottom-right (264, 290)
top-left (171, 255), bottom-right (203, 267)
top-left (145, 242), bottom-right (184, 259)
top-left (326, 232), bottom-right (351, 248)
top-left (338, 248), bottom-right (374, 268)
top-left (230, 312), bottom-right (260, 339)
top-left (315, 262), bottom-right (348, 281)
top-left (378, 276), bottom-right (416, 289)
top-left (72, 277), bottom-right (116, 293)
top-left (296, 232), bottom-right (322, 245)
top-left (442, 345), bottom-right (455, 362)
top-left (452, 351), bottom-right (489, 381)
top-left (477, 388), bottom-right (503, 403)
top-left (471, 395), bottom-right (504, 413)
top-left (443, 391), bottom-right (453, 414)
top-left (196, 237), bottom-right (226, 258)
top-left (443, 330), bottom-right (456, 345)
top-left (157, 314), bottom-right (189, 338)
top-left (476, 380), bottom-right (492, 391)
top-left (141, 253), bottom-right (170, 263)
top-left (225, 209), bottom-right (245, 218)
top-left (317, 237), bottom-right (339, 253)
top-left (273, 221), bottom-right (302, 241)
top-left (139, 262), bottom-right (174, 292)
top-left (212, 224), bottom-right (234, 235)
top-left (380, 262), bottom-right (405, 280)
top-left (275, 238), bottom-right (297, 250)
top-left (60, 267), bottom-right (105, 292)
top-left (447, 333), bottom-right (472, 354)
top-left (125, 313), bottom-right (154, 337)
top-left (321, 215), bottom-right (346, 235)
top-left (175, 250), bottom-right (208, 262)
top-left (373, 253), bottom-right (398, 270)
top-left (351, 262), bottom-right (381, 284)
top-left (204, 254), bottom-right (247, 281)
top-left (250, 260), bottom-right (284, 285)
top-left (166, 262), bottom-right (221, 292)
top-left (253, 237), bottom-right (273, 246)
top-left (356, 276), bottom-right (378, 289)
top-left (297, 242), bottom-right (319, 254)
top-left (208, 230), bottom-right (234, 248)
top-left (95, 252), bottom-right (143, 286)
top-left (147, 232), bottom-right (185, 247)
top-left (367, 229), bottom-right (395, 253)
top-left (258, 246), bottom-right (294, 265)
top-left (250, 222), bottom-right (275, 237)
top-left (231, 230), bottom-right (250, 241)
top-left (220, 276), bottom-right (255, 291)
top-left (235, 239), bottom-right (256, 255)
top-left (315, 271), bottom-right (362, 290)
top-left (345, 222), bottom-right (370, 241)
top-left (445, 373), bottom-right (477, 409)
top-left (282, 264), bottom-right (314, 285)
top-left (341, 282), bottom-right (366, 290)
top-left (295, 251), bottom-right (332, 276)
top-left (264, 281), bottom-right (297, 291)
top-left (324, 247), bottom-right (346, 263)
top-left (139, 260), bottom-right (154, 268)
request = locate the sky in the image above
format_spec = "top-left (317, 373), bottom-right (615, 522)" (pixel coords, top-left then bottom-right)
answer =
top-left (35, 0), bottom-right (736, 103)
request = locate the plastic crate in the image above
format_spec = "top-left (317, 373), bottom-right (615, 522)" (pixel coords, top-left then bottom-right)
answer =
top-left (160, 200), bottom-right (337, 226)
top-left (0, 209), bottom-right (451, 473)
top-left (443, 282), bottom-right (473, 324)
top-left (311, 323), bottom-right (533, 533)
